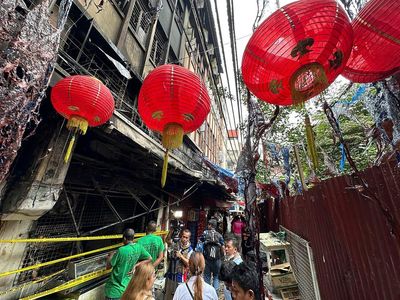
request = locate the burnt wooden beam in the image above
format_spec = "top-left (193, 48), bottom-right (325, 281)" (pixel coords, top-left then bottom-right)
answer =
top-left (92, 177), bottom-right (123, 222)
top-left (124, 185), bottom-right (149, 211)
top-left (64, 190), bottom-right (80, 236)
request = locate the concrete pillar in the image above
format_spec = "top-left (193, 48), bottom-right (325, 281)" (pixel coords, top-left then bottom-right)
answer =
top-left (0, 126), bottom-right (73, 298)
top-left (141, 13), bottom-right (159, 77)
top-left (116, 0), bottom-right (137, 49)
top-left (0, 220), bottom-right (33, 299)
top-left (156, 205), bottom-right (164, 230)
top-left (1, 128), bottom-right (72, 220)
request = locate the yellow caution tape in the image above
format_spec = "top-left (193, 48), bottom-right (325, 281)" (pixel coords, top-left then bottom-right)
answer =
top-left (0, 243), bottom-right (121, 279)
top-left (0, 231), bottom-right (167, 278)
top-left (0, 269), bottom-right (65, 296)
top-left (20, 268), bottom-right (111, 300)
top-left (0, 231), bottom-right (168, 243)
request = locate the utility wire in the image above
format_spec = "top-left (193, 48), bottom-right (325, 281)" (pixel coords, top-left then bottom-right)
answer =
top-left (213, 0), bottom-right (242, 154)
top-left (190, 0), bottom-right (239, 163)
top-left (226, 0), bottom-right (244, 145)
top-left (179, 16), bottom-right (238, 165)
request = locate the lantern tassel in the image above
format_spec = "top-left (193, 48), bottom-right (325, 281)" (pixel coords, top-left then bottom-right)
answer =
top-left (162, 123), bottom-right (184, 149)
top-left (160, 123), bottom-right (184, 187)
top-left (64, 134), bottom-right (76, 163)
top-left (67, 116), bottom-right (89, 135)
top-left (161, 150), bottom-right (169, 188)
top-left (305, 114), bottom-right (318, 171)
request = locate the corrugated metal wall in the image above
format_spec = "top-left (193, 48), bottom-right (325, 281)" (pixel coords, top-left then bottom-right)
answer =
top-left (280, 160), bottom-right (400, 300)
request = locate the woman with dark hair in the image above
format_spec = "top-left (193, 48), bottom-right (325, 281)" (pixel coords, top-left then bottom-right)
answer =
top-left (231, 215), bottom-right (245, 245)
top-left (173, 252), bottom-right (218, 300)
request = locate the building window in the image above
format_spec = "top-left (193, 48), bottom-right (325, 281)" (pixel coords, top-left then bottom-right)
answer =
top-left (175, 2), bottom-right (184, 33)
top-left (168, 47), bottom-right (178, 65)
top-left (116, 0), bottom-right (130, 13)
top-left (130, 0), bottom-right (153, 43)
top-left (150, 26), bottom-right (167, 66)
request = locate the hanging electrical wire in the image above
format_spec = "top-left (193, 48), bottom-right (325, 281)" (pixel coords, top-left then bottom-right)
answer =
top-left (226, 0), bottom-right (244, 145)
top-left (190, 0), bottom-right (240, 163)
top-left (213, 0), bottom-right (243, 154)
top-left (253, 0), bottom-right (269, 31)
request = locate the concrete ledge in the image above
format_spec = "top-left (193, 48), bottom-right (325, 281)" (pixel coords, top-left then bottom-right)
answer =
top-left (112, 111), bottom-right (202, 179)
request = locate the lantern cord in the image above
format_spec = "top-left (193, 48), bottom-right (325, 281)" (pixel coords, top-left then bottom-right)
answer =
top-left (64, 134), bottom-right (76, 163)
top-left (161, 150), bottom-right (169, 188)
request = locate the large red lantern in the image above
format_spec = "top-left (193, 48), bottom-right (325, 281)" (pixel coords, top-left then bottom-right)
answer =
top-left (342, 0), bottom-right (400, 83)
top-left (241, 0), bottom-right (353, 106)
top-left (51, 75), bottom-right (115, 162)
top-left (138, 64), bottom-right (211, 187)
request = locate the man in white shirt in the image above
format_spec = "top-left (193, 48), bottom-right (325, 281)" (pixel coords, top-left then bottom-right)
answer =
top-left (223, 237), bottom-right (243, 300)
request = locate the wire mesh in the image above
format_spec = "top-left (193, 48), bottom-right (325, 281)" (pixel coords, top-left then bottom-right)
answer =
top-left (14, 184), bottom-right (143, 285)
top-left (15, 197), bottom-right (77, 284)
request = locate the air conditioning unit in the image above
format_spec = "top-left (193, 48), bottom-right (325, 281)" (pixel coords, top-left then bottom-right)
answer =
top-left (67, 253), bottom-right (108, 279)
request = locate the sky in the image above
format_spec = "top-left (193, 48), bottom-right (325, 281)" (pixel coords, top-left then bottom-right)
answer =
top-left (210, 0), bottom-right (296, 146)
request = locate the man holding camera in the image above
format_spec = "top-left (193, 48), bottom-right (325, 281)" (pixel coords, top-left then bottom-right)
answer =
top-left (163, 228), bottom-right (193, 300)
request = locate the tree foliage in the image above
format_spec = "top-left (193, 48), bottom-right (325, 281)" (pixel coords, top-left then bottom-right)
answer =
top-left (255, 81), bottom-right (379, 188)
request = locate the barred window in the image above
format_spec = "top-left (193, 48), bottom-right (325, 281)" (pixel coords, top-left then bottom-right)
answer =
top-left (129, 0), bottom-right (153, 37)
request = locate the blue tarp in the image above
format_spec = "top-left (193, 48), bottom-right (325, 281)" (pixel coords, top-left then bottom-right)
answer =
top-left (203, 158), bottom-right (238, 193)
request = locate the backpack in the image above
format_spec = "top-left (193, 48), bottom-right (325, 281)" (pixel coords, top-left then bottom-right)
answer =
top-left (219, 259), bottom-right (237, 282)
top-left (203, 230), bottom-right (222, 261)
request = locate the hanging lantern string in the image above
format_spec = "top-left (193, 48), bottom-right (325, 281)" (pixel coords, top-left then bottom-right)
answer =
top-left (305, 114), bottom-right (319, 171)
top-left (323, 101), bottom-right (359, 173)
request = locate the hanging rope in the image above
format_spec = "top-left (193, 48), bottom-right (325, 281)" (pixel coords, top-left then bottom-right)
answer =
top-left (305, 114), bottom-right (319, 171)
top-left (323, 101), bottom-right (359, 173)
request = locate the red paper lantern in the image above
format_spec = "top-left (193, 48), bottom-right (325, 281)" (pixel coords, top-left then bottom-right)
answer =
top-left (51, 75), bottom-right (115, 162)
top-left (241, 0), bottom-right (353, 106)
top-left (138, 64), bottom-right (211, 186)
top-left (342, 0), bottom-right (400, 83)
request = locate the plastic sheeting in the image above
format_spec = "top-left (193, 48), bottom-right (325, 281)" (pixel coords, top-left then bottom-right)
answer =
top-left (203, 158), bottom-right (238, 193)
top-left (0, 0), bottom-right (70, 183)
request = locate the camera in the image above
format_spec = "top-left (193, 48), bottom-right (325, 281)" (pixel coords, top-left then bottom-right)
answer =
top-left (169, 219), bottom-right (185, 243)
top-left (168, 219), bottom-right (185, 260)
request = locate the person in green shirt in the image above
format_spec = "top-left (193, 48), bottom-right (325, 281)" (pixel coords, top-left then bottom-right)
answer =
top-left (137, 221), bottom-right (165, 268)
top-left (105, 228), bottom-right (152, 300)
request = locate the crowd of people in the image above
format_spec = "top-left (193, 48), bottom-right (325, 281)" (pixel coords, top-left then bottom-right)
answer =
top-left (104, 214), bottom-right (260, 300)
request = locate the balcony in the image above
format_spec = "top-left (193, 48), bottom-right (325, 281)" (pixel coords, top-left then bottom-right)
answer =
top-left (55, 21), bottom-right (210, 178)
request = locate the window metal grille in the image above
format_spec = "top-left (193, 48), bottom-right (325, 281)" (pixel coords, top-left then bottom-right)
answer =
top-left (281, 226), bottom-right (321, 300)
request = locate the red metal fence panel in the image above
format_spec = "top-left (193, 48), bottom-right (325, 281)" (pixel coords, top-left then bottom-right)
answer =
top-left (280, 160), bottom-right (400, 300)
